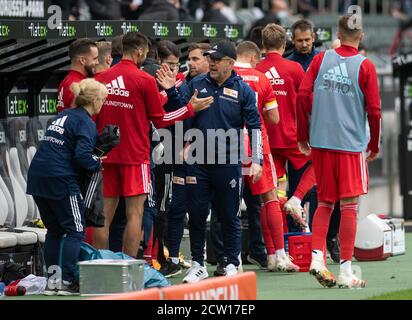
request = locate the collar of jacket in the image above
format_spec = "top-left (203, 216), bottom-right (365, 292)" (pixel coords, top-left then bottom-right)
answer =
top-left (142, 58), bottom-right (160, 66)
top-left (290, 47), bottom-right (319, 60)
top-left (79, 106), bottom-right (92, 118)
top-left (205, 70), bottom-right (241, 87)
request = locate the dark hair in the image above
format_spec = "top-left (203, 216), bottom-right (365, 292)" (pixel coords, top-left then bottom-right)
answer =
top-left (111, 35), bottom-right (123, 58)
top-left (157, 40), bottom-right (181, 61)
top-left (122, 32), bottom-right (149, 54)
top-left (291, 19), bottom-right (314, 38)
top-left (188, 42), bottom-right (211, 54)
top-left (246, 26), bottom-right (264, 50)
top-left (147, 37), bottom-right (159, 60)
top-left (236, 41), bottom-right (261, 58)
top-left (69, 38), bottom-right (97, 60)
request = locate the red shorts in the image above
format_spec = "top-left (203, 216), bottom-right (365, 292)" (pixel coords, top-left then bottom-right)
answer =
top-left (244, 153), bottom-right (277, 195)
top-left (102, 163), bottom-right (151, 197)
top-left (271, 147), bottom-right (310, 178)
top-left (312, 148), bottom-right (368, 203)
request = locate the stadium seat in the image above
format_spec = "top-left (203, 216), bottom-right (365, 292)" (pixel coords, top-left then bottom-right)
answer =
top-left (0, 184), bottom-right (7, 226)
top-left (7, 118), bottom-right (35, 223)
top-left (0, 232), bottom-right (17, 253)
top-left (0, 121), bottom-right (17, 226)
top-left (15, 226), bottom-right (46, 244)
top-left (25, 117), bottom-right (45, 220)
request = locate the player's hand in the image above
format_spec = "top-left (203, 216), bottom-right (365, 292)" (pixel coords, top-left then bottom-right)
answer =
top-left (156, 64), bottom-right (176, 90)
top-left (189, 89), bottom-right (214, 112)
top-left (298, 141), bottom-right (311, 156)
top-left (366, 148), bottom-right (379, 162)
top-left (249, 163), bottom-right (263, 183)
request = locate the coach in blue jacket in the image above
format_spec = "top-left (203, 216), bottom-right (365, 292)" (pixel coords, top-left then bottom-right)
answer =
top-left (172, 40), bottom-right (263, 283)
top-left (27, 79), bottom-right (108, 296)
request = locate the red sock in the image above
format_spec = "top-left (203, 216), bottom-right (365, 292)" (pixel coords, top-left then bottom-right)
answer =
top-left (85, 227), bottom-right (94, 245)
top-left (144, 229), bottom-right (154, 263)
top-left (294, 165), bottom-right (316, 200)
top-left (339, 203), bottom-right (358, 261)
top-left (152, 237), bottom-right (159, 261)
top-left (279, 197), bottom-right (288, 233)
top-left (311, 202), bottom-right (334, 251)
top-left (260, 204), bottom-right (275, 255)
top-left (265, 200), bottom-right (285, 250)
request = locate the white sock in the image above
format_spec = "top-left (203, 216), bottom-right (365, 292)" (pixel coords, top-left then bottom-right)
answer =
top-left (312, 250), bottom-right (323, 261)
top-left (170, 257), bottom-right (179, 265)
top-left (340, 260), bottom-right (352, 274)
top-left (276, 249), bottom-right (286, 259)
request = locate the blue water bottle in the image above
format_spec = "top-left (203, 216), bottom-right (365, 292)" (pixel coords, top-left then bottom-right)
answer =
top-left (0, 282), bottom-right (5, 298)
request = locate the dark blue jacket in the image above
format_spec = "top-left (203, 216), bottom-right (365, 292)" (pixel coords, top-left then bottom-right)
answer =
top-left (27, 107), bottom-right (100, 199)
top-left (287, 48), bottom-right (319, 71)
top-left (167, 71), bottom-right (262, 166)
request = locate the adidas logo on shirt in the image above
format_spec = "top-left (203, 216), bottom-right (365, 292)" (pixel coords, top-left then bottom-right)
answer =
top-left (48, 115), bottom-right (68, 135)
top-left (106, 76), bottom-right (130, 97)
top-left (200, 88), bottom-right (208, 93)
top-left (264, 67), bottom-right (284, 85)
top-left (322, 63), bottom-right (352, 85)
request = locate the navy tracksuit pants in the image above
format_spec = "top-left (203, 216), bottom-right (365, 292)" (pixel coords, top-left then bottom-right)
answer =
top-left (211, 182), bottom-right (267, 264)
top-left (33, 194), bottom-right (85, 283)
top-left (167, 162), bottom-right (188, 258)
top-left (186, 164), bottom-right (242, 267)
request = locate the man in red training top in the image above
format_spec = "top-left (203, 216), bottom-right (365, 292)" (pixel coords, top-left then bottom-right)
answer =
top-left (256, 24), bottom-right (314, 228)
top-left (297, 14), bottom-right (381, 289)
top-left (57, 39), bottom-right (99, 112)
top-left (234, 41), bottom-right (300, 272)
top-left (93, 32), bottom-right (213, 258)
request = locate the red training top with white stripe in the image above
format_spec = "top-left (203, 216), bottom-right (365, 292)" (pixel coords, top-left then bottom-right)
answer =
top-left (234, 62), bottom-right (278, 155)
top-left (297, 44), bottom-right (381, 153)
top-left (57, 70), bottom-right (86, 113)
top-left (95, 59), bottom-right (194, 165)
top-left (159, 72), bottom-right (186, 106)
top-left (256, 52), bottom-right (305, 149)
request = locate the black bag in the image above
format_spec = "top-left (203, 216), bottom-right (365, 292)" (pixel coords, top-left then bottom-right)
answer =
top-left (94, 125), bottom-right (120, 157)
top-left (0, 261), bottom-right (27, 285)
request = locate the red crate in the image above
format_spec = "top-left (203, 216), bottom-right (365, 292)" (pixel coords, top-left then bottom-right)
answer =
top-left (288, 235), bottom-right (326, 272)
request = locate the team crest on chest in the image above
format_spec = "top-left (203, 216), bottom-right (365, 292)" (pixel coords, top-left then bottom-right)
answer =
top-left (223, 88), bottom-right (238, 99)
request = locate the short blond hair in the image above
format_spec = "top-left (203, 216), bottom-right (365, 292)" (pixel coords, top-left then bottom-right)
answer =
top-left (71, 78), bottom-right (108, 107)
top-left (262, 23), bottom-right (286, 51)
top-left (338, 14), bottom-right (362, 41)
top-left (236, 41), bottom-right (261, 58)
top-left (96, 41), bottom-right (112, 65)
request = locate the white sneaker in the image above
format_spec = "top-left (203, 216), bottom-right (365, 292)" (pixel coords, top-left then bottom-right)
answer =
top-left (182, 261), bottom-right (209, 283)
top-left (274, 255), bottom-right (300, 272)
top-left (309, 258), bottom-right (336, 288)
top-left (284, 196), bottom-right (307, 228)
top-left (337, 270), bottom-right (367, 289)
top-left (225, 264), bottom-right (238, 277)
top-left (267, 254), bottom-right (277, 272)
